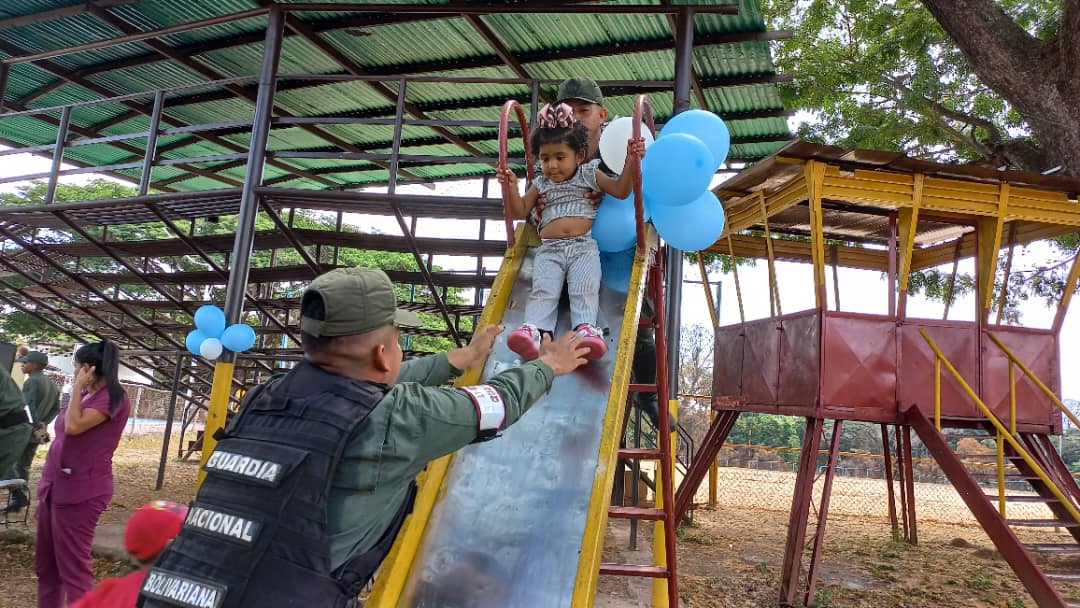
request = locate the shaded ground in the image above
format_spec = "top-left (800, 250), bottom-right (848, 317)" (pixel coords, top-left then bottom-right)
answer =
top-left (4, 436), bottom-right (1080, 607)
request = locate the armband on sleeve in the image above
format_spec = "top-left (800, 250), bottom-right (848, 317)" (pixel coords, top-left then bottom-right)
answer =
top-left (457, 385), bottom-right (506, 440)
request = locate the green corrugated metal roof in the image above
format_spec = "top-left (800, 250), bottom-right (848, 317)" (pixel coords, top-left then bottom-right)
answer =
top-left (0, 0), bottom-right (790, 191)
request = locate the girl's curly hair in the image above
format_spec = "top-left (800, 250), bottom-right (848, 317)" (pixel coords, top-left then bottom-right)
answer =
top-left (529, 103), bottom-right (589, 158)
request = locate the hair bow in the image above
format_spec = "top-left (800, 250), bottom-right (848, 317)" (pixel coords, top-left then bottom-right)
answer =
top-left (537, 103), bottom-right (576, 129)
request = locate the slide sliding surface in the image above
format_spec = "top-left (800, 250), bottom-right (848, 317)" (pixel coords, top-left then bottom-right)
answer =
top-left (369, 225), bottom-right (656, 607)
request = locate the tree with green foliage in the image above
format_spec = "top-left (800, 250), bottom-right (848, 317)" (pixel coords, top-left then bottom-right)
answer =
top-left (758, 0), bottom-right (1079, 320)
top-left (764, 0), bottom-right (1076, 174)
top-left (0, 180), bottom-right (471, 353)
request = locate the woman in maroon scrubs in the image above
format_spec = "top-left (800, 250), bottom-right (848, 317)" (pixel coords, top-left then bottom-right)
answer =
top-left (35, 341), bottom-right (131, 608)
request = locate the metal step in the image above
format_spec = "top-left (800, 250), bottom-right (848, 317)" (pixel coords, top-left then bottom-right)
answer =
top-left (1007, 519), bottom-right (1080, 528)
top-left (608, 506), bottom-right (666, 521)
top-left (618, 448), bottom-right (662, 460)
top-left (1003, 473), bottom-right (1043, 480)
top-left (599, 563), bottom-right (670, 578)
top-left (943, 433), bottom-right (996, 440)
top-left (1024, 543), bottom-right (1080, 553)
top-left (985, 494), bottom-right (1060, 503)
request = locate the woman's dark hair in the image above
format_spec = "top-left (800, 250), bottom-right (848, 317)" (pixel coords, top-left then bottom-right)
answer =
top-left (75, 340), bottom-right (125, 413)
top-left (529, 121), bottom-right (589, 158)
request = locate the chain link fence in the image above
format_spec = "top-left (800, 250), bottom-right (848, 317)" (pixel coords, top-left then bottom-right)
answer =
top-left (676, 442), bottom-right (1059, 526)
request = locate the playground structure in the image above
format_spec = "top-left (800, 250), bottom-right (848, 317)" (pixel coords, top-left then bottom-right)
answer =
top-left (675, 141), bottom-right (1080, 607)
top-left (0, 2), bottom-right (793, 606)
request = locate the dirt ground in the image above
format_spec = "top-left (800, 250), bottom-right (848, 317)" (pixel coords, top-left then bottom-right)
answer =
top-left (3, 436), bottom-right (1080, 607)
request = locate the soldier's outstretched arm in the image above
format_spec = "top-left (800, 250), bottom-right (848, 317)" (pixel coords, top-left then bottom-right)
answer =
top-left (386, 332), bottom-right (590, 465)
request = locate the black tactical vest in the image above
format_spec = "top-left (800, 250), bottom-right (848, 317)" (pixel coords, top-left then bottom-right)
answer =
top-left (139, 361), bottom-right (415, 608)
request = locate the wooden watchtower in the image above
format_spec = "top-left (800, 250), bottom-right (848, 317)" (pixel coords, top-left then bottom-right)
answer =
top-left (675, 141), bottom-right (1080, 607)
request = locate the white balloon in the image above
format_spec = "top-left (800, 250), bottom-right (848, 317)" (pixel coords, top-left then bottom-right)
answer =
top-left (200, 337), bottom-right (223, 360)
top-left (598, 116), bottom-right (655, 174)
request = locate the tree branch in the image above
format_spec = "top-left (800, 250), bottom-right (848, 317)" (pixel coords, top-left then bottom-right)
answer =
top-left (920, 0), bottom-right (1050, 112)
top-left (882, 75), bottom-right (1004, 143)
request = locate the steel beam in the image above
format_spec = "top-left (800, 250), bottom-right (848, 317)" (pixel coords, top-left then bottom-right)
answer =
top-left (44, 106), bottom-right (72, 205)
top-left (664, 6), bottom-right (694, 398)
top-left (0, 225), bottom-right (186, 350)
top-left (901, 425), bottom-right (918, 544)
top-left (280, 2), bottom-right (738, 14)
top-left (805, 420), bottom-right (843, 606)
top-left (0, 276), bottom-right (211, 400)
top-left (0, 0), bottom-right (139, 30)
top-left (881, 424), bottom-right (900, 538)
top-left (87, 74), bottom-right (791, 135)
top-left (156, 354), bottom-right (185, 490)
top-left (222, 5), bottom-right (284, 336)
top-left (139, 91), bottom-right (166, 195)
top-left (0, 89), bottom-right (241, 189)
top-left (2, 7), bottom-right (270, 65)
top-left (59, 8), bottom-right (787, 85)
top-left (779, 417), bottom-right (824, 607)
top-left (78, 8), bottom-right (357, 188)
top-left (907, 407), bottom-right (1066, 608)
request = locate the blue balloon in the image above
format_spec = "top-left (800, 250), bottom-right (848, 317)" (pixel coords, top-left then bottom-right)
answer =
top-left (660, 109), bottom-right (731, 172)
top-left (651, 190), bottom-right (727, 252)
top-left (185, 329), bottom-right (208, 356)
top-left (600, 247), bottom-right (636, 294)
top-left (641, 133), bottom-right (714, 208)
top-left (194, 304), bottom-right (226, 338)
top-left (221, 323), bottom-right (257, 352)
top-left (593, 193), bottom-right (649, 252)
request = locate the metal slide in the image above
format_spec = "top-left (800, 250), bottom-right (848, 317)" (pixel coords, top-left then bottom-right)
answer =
top-left (368, 224), bottom-right (657, 607)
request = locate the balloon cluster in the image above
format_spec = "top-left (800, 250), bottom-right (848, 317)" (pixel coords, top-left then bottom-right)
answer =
top-left (185, 305), bottom-right (257, 360)
top-left (593, 110), bottom-right (729, 256)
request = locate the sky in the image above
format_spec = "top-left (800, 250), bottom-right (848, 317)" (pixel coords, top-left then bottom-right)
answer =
top-left (3, 148), bottom-right (1080, 400)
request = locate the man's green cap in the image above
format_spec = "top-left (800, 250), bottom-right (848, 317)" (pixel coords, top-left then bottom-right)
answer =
top-left (300, 267), bottom-right (422, 338)
top-left (17, 351), bottom-right (48, 366)
top-left (557, 77), bottom-right (603, 105)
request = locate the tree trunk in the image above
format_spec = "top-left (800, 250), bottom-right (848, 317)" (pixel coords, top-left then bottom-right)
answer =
top-left (922, 0), bottom-right (1080, 176)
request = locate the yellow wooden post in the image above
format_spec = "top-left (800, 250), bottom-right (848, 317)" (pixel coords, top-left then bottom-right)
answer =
top-left (197, 361), bottom-right (235, 488)
top-left (1053, 250), bottom-right (1080, 332)
top-left (995, 223), bottom-right (1017, 325)
top-left (976, 183), bottom-right (1009, 318)
top-left (804, 160), bottom-right (827, 308)
top-left (652, 398), bottom-right (678, 607)
top-left (896, 174), bottom-right (924, 317)
top-left (997, 429), bottom-right (1006, 517)
top-left (757, 191), bottom-right (781, 317)
top-left (696, 254), bottom-right (719, 507)
top-left (726, 235), bottom-right (745, 324)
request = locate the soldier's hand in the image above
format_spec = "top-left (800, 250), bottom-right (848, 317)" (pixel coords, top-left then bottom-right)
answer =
top-left (447, 324), bottom-right (504, 370)
top-left (538, 332), bottom-right (591, 376)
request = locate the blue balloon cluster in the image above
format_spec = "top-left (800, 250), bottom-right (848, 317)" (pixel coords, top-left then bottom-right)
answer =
top-left (186, 304), bottom-right (257, 360)
top-left (590, 110), bottom-right (729, 253)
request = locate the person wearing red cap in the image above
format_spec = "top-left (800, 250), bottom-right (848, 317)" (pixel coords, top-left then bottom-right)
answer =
top-left (70, 501), bottom-right (188, 608)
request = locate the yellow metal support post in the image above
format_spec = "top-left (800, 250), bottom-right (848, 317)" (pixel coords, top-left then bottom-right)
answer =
top-left (726, 235), bottom-right (746, 324)
top-left (977, 183), bottom-right (1008, 317)
top-left (652, 398), bottom-right (678, 607)
top-left (757, 191), bottom-right (781, 317)
top-left (804, 160), bottom-right (827, 308)
top-left (997, 430), bottom-right (1006, 517)
top-left (934, 358), bottom-right (941, 431)
top-left (896, 174), bottom-right (923, 318)
top-left (696, 254), bottom-right (719, 507)
top-left (197, 361), bottom-right (235, 487)
top-left (920, 329), bottom-right (1080, 527)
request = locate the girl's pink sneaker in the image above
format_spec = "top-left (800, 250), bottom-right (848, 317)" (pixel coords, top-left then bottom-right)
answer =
top-left (507, 324), bottom-right (542, 360)
top-left (574, 323), bottom-right (607, 360)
